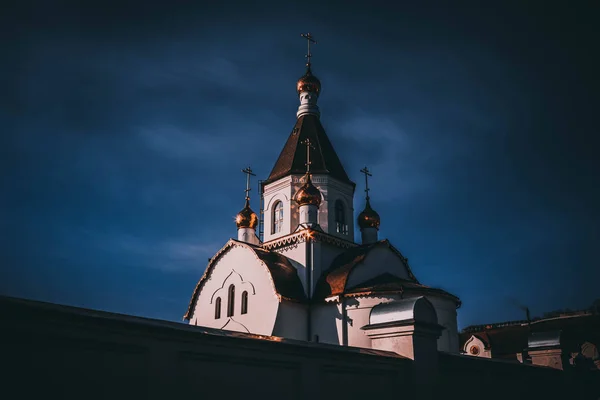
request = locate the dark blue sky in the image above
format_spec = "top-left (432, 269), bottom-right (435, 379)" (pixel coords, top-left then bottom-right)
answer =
top-left (2, 1), bottom-right (598, 329)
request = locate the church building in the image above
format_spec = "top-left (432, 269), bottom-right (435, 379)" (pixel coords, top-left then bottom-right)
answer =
top-left (184, 34), bottom-right (461, 353)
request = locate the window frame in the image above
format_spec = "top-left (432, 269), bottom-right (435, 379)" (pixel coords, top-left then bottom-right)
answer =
top-left (214, 297), bottom-right (222, 319)
top-left (227, 284), bottom-right (235, 317)
top-left (272, 201), bottom-right (284, 234)
top-left (334, 199), bottom-right (348, 235)
top-left (241, 291), bottom-right (248, 315)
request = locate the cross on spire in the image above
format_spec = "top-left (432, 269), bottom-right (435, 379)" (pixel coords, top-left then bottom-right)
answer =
top-left (241, 166), bottom-right (256, 200)
top-left (302, 138), bottom-right (316, 174)
top-left (300, 33), bottom-right (317, 67)
top-left (360, 166), bottom-right (372, 200)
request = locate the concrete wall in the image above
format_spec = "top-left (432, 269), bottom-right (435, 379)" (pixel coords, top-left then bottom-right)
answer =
top-left (3, 296), bottom-right (596, 400)
top-left (2, 296), bottom-right (413, 400)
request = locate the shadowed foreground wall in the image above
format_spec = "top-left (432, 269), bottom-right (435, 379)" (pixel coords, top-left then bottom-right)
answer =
top-left (1, 296), bottom-right (596, 400)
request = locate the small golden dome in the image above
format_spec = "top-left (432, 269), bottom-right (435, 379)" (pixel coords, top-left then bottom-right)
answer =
top-left (236, 199), bottom-right (258, 229)
top-left (297, 66), bottom-right (321, 94)
top-left (357, 198), bottom-right (380, 230)
top-left (294, 174), bottom-right (322, 207)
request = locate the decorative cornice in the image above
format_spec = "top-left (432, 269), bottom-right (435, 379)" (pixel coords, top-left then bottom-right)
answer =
top-left (318, 288), bottom-right (461, 307)
top-left (261, 228), bottom-right (358, 251)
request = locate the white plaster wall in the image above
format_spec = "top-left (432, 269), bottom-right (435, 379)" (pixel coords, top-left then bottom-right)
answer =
top-left (263, 177), bottom-right (295, 242)
top-left (422, 296), bottom-right (459, 353)
top-left (311, 303), bottom-right (341, 345)
top-left (323, 177), bottom-right (355, 242)
top-left (345, 295), bottom-right (398, 348)
top-left (345, 246), bottom-right (411, 289)
top-left (263, 175), bottom-right (355, 242)
top-left (190, 245), bottom-right (280, 336)
top-left (272, 301), bottom-right (308, 341)
top-left (272, 239), bottom-right (353, 298)
top-left (273, 243), bottom-right (308, 296)
top-left (340, 294), bottom-right (457, 353)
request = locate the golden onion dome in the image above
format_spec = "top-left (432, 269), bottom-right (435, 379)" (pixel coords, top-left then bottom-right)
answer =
top-left (357, 198), bottom-right (380, 230)
top-left (297, 66), bottom-right (321, 95)
top-left (235, 199), bottom-right (258, 229)
top-left (294, 174), bottom-right (322, 207)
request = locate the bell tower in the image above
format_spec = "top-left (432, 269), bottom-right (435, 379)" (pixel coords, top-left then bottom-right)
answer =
top-left (262, 33), bottom-right (356, 244)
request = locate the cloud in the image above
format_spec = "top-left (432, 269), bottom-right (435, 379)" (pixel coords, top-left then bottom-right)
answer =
top-left (82, 231), bottom-right (221, 273)
top-left (334, 111), bottom-right (480, 202)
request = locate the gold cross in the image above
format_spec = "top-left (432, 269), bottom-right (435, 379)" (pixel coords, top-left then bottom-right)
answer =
top-left (360, 166), bottom-right (372, 200)
top-left (302, 138), bottom-right (316, 173)
top-left (241, 166), bottom-right (256, 200)
top-left (300, 33), bottom-right (317, 67)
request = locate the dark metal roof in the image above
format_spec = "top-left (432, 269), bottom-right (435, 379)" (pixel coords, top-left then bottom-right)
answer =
top-left (184, 240), bottom-right (306, 320)
top-left (343, 272), bottom-right (461, 305)
top-left (264, 114), bottom-right (354, 186)
top-left (312, 240), bottom-right (425, 300)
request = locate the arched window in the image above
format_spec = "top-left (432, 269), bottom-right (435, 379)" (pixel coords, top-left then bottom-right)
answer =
top-left (241, 291), bottom-right (248, 314)
top-left (214, 297), bottom-right (221, 319)
top-left (227, 284), bottom-right (235, 317)
top-left (272, 201), bottom-right (284, 234)
top-left (335, 200), bottom-right (348, 234)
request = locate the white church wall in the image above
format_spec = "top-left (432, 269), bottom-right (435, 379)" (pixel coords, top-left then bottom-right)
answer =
top-left (324, 177), bottom-right (355, 242)
top-left (312, 303), bottom-right (341, 345)
top-left (264, 174), bottom-right (355, 243)
top-left (346, 295), bottom-right (398, 348)
top-left (425, 296), bottom-right (459, 353)
top-left (263, 177), bottom-right (294, 242)
top-left (190, 245), bottom-right (280, 336)
top-left (345, 246), bottom-right (411, 289)
top-left (273, 243), bottom-right (308, 296)
top-left (274, 240), bottom-right (351, 297)
top-left (272, 301), bottom-right (308, 341)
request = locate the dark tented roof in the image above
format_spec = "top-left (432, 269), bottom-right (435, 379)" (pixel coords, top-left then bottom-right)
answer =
top-left (264, 114), bottom-right (354, 186)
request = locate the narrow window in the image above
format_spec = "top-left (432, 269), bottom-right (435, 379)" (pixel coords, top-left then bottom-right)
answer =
top-left (335, 200), bottom-right (348, 234)
top-left (272, 201), bottom-right (284, 234)
top-left (227, 284), bottom-right (235, 317)
top-left (241, 291), bottom-right (248, 314)
top-left (214, 297), bottom-right (221, 319)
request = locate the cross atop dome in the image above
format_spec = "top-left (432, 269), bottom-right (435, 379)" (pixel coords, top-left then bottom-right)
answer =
top-left (360, 166), bottom-right (372, 201)
top-left (297, 33), bottom-right (321, 97)
top-left (235, 166), bottom-right (258, 231)
top-left (300, 32), bottom-right (317, 68)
